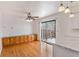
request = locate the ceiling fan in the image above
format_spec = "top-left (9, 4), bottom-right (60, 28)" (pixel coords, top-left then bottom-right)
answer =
top-left (25, 12), bottom-right (39, 22)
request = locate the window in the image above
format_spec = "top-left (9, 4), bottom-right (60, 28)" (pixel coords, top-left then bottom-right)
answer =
top-left (41, 20), bottom-right (56, 42)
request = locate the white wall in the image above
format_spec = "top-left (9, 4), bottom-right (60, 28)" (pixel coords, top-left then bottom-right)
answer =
top-left (56, 4), bottom-right (79, 51)
top-left (1, 10), bottom-right (32, 37)
top-left (56, 12), bottom-right (79, 51)
top-left (32, 10), bottom-right (79, 52)
top-left (0, 2), bottom-right (33, 38)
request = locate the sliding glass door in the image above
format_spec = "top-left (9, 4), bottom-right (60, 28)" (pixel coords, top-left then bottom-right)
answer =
top-left (41, 20), bottom-right (56, 43)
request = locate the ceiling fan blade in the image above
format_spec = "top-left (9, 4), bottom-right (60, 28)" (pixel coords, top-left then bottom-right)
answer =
top-left (25, 17), bottom-right (29, 20)
top-left (31, 18), bottom-right (35, 20)
top-left (25, 11), bottom-right (39, 21)
top-left (26, 12), bottom-right (31, 19)
top-left (32, 16), bottom-right (39, 18)
top-left (26, 12), bottom-right (31, 17)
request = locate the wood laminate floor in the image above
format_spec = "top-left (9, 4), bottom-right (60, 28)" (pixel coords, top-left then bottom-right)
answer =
top-left (1, 41), bottom-right (41, 57)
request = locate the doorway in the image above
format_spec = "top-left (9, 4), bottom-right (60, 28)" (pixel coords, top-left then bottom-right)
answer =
top-left (41, 20), bottom-right (56, 43)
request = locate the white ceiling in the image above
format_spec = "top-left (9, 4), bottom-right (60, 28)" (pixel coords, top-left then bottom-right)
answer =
top-left (0, 1), bottom-right (79, 19)
top-left (0, 1), bottom-right (60, 18)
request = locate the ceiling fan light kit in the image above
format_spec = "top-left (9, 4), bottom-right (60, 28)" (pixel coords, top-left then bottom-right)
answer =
top-left (25, 12), bottom-right (39, 22)
top-left (26, 19), bottom-right (33, 22)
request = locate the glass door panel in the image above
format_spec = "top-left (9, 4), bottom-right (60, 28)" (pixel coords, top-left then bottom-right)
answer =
top-left (41, 20), bottom-right (56, 43)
